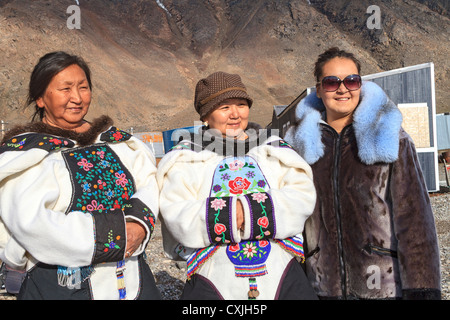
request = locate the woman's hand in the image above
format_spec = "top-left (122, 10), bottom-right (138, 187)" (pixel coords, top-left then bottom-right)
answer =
top-left (236, 200), bottom-right (245, 231)
top-left (125, 221), bottom-right (146, 258)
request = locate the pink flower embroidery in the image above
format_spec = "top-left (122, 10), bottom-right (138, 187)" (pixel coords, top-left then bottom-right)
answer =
top-left (97, 150), bottom-right (105, 159)
top-left (115, 172), bottom-right (129, 187)
top-left (228, 177), bottom-right (251, 195)
top-left (251, 192), bottom-right (268, 203)
top-left (228, 160), bottom-right (245, 171)
top-left (77, 158), bottom-right (93, 171)
top-left (86, 200), bottom-right (105, 212)
top-left (211, 198), bottom-right (227, 211)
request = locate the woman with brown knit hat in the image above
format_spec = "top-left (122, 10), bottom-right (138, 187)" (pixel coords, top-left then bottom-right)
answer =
top-left (157, 71), bottom-right (318, 300)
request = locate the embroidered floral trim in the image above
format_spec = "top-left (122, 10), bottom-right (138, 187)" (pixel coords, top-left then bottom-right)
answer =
top-left (100, 127), bottom-right (132, 143)
top-left (211, 157), bottom-right (270, 198)
top-left (0, 133), bottom-right (74, 154)
top-left (122, 198), bottom-right (157, 237)
top-left (63, 144), bottom-right (135, 263)
top-left (226, 240), bottom-right (271, 277)
top-left (105, 230), bottom-right (122, 252)
top-left (207, 197), bottom-right (233, 244)
top-left (63, 144), bottom-right (135, 213)
top-left (244, 192), bottom-right (275, 240)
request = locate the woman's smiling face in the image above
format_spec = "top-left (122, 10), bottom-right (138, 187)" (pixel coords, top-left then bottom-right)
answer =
top-left (203, 98), bottom-right (250, 140)
top-left (36, 64), bottom-right (91, 131)
top-left (316, 57), bottom-right (361, 126)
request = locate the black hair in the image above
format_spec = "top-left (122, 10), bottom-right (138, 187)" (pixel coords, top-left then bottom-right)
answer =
top-left (26, 51), bottom-right (92, 121)
top-left (314, 47), bottom-right (361, 82)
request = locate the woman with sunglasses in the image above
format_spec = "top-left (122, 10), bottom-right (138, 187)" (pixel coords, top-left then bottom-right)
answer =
top-left (285, 47), bottom-right (441, 300)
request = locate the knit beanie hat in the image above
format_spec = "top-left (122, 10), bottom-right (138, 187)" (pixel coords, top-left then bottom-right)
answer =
top-left (194, 71), bottom-right (253, 120)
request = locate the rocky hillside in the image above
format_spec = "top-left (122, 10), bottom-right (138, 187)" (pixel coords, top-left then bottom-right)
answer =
top-left (0, 0), bottom-right (449, 132)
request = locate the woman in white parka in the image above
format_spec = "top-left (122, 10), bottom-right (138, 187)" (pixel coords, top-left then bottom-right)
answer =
top-left (157, 71), bottom-right (318, 300)
top-left (0, 52), bottom-right (160, 300)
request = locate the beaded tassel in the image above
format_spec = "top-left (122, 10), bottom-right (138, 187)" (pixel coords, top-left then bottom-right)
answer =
top-left (116, 260), bottom-right (127, 300)
top-left (248, 278), bottom-right (259, 300)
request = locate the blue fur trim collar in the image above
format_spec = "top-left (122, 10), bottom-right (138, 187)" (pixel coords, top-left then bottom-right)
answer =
top-left (284, 81), bottom-right (403, 165)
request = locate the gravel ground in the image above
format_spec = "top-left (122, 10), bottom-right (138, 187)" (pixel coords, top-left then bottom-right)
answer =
top-left (1, 192), bottom-right (449, 300)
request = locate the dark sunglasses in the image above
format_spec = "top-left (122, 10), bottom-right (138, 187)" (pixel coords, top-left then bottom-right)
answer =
top-left (318, 74), bottom-right (362, 92)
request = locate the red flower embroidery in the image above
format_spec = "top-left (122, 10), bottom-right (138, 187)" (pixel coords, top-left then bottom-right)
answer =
top-left (113, 131), bottom-right (123, 141)
top-left (113, 200), bottom-right (121, 209)
top-left (228, 177), bottom-right (251, 195)
top-left (228, 243), bottom-right (240, 252)
top-left (214, 223), bottom-right (227, 235)
top-left (49, 138), bottom-right (62, 145)
top-left (257, 216), bottom-right (269, 229)
top-left (259, 240), bottom-right (269, 247)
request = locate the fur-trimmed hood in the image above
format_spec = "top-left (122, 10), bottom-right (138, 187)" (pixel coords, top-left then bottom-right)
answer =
top-left (1, 115), bottom-right (114, 147)
top-left (284, 81), bottom-right (403, 165)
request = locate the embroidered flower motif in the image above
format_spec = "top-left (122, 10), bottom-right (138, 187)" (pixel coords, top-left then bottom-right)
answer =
top-left (228, 160), bottom-right (245, 171)
top-left (213, 184), bottom-right (222, 193)
top-left (257, 216), bottom-right (269, 229)
top-left (96, 179), bottom-right (107, 190)
top-left (228, 244), bottom-right (240, 252)
top-left (144, 215), bottom-right (155, 228)
top-left (67, 145), bottom-right (135, 218)
top-left (77, 158), bottom-right (94, 171)
top-left (49, 138), bottom-right (62, 145)
top-left (228, 177), bottom-right (251, 195)
top-left (259, 240), bottom-right (269, 247)
top-left (7, 138), bottom-right (27, 149)
top-left (243, 242), bottom-right (257, 258)
top-left (112, 131), bottom-right (123, 141)
top-left (105, 188), bottom-right (115, 199)
top-left (226, 241), bottom-right (271, 276)
top-left (251, 192), bottom-right (268, 203)
top-left (99, 160), bottom-right (110, 169)
top-left (257, 180), bottom-right (266, 188)
top-left (211, 198), bottom-right (227, 211)
top-left (115, 172), bottom-right (129, 187)
top-left (246, 171), bottom-right (255, 178)
top-left (104, 230), bottom-right (121, 252)
top-left (81, 181), bottom-right (92, 193)
top-left (113, 200), bottom-right (121, 209)
top-left (214, 223), bottom-right (227, 235)
top-left (86, 200), bottom-right (105, 212)
top-left (221, 173), bottom-right (231, 181)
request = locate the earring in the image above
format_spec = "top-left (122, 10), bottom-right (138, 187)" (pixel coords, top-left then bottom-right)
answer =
top-left (203, 121), bottom-right (209, 127)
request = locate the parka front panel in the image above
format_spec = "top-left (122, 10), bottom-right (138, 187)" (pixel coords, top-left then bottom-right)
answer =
top-left (305, 124), bottom-right (401, 299)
